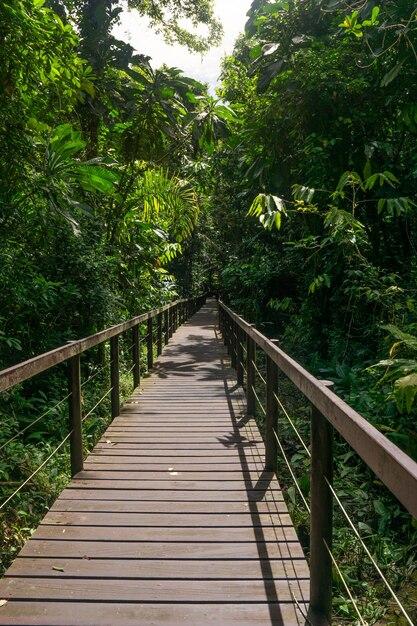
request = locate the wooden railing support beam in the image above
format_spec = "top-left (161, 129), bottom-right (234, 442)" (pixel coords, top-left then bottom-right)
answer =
top-left (265, 354), bottom-right (279, 472)
top-left (157, 312), bottom-right (163, 355)
top-left (169, 308), bottom-right (173, 338)
top-left (308, 389), bottom-right (334, 626)
top-left (246, 327), bottom-right (256, 416)
top-left (147, 318), bottom-right (153, 370)
top-left (68, 354), bottom-right (83, 476)
top-left (236, 324), bottom-right (244, 386)
top-left (110, 335), bottom-right (120, 420)
top-left (132, 325), bottom-right (140, 388)
top-left (164, 310), bottom-right (169, 345)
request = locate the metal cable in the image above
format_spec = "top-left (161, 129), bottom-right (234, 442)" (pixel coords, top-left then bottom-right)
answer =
top-left (0, 393), bottom-right (72, 452)
top-left (273, 392), bottom-right (311, 457)
top-left (323, 540), bottom-right (367, 626)
top-left (251, 385), bottom-right (266, 416)
top-left (239, 361), bottom-right (247, 375)
top-left (126, 362), bottom-right (136, 375)
top-left (81, 362), bottom-right (111, 389)
top-left (0, 430), bottom-right (73, 511)
top-left (325, 477), bottom-right (413, 625)
top-left (251, 360), bottom-right (267, 385)
top-left (273, 431), bottom-right (311, 514)
top-left (82, 387), bottom-right (113, 423)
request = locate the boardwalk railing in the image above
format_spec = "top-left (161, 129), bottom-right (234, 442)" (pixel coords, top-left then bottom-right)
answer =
top-left (219, 301), bottom-right (417, 626)
top-left (0, 296), bottom-right (205, 482)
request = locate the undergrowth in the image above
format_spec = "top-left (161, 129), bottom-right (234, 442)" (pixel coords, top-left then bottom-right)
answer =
top-left (250, 356), bottom-right (417, 626)
top-left (0, 344), bottom-right (140, 575)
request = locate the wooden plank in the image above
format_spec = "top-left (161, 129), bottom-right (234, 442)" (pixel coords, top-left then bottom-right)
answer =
top-left (92, 437), bottom-right (262, 446)
top-left (74, 471), bottom-right (268, 480)
top-left (108, 422), bottom-right (236, 427)
top-left (97, 437), bottom-right (262, 443)
top-left (17, 539), bottom-right (306, 560)
top-left (84, 456), bottom-right (263, 468)
top-left (0, 577), bottom-right (309, 603)
top-left (60, 489), bottom-right (281, 501)
top-left (89, 449), bottom-right (261, 457)
top-left (73, 470), bottom-right (274, 481)
top-left (68, 480), bottom-right (275, 491)
top-left (0, 300), bottom-right (309, 625)
top-left (40, 511), bottom-right (293, 527)
top-left (32, 526), bottom-right (301, 543)
top-left (0, 602), bottom-right (306, 625)
top-left (6, 557), bottom-right (309, 580)
top-left (50, 500), bottom-right (288, 514)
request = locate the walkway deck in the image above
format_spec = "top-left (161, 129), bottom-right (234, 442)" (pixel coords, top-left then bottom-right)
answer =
top-left (0, 301), bottom-right (309, 625)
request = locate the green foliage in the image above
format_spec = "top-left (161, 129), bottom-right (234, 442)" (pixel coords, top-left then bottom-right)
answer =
top-left (0, 0), bottom-right (224, 579)
top-left (371, 325), bottom-right (417, 415)
top-left (209, 0), bottom-right (417, 620)
top-left (129, 0), bottom-right (223, 53)
top-left (247, 193), bottom-right (287, 230)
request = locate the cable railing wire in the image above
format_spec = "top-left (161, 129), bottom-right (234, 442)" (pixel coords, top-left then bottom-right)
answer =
top-left (0, 392), bottom-right (72, 452)
top-left (0, 430), bottom-right (74, 511)
top-left (273, 391), bottom-right (407, 622)
top-left (273, 392), bottom-right (311, 457)
top-left (325, 477), bottom-right (414, 626)
top-left (82, 387), bottom-right (114, 424)
top-left (273, 430), bottom-right (311, 514)
top-left (81, 362), bottom-right (111, 389)
top-left (251, 384), bottom-right (266, 416)
top-left (323, 540), bottom-right (367, 626)
top-left (272, 388), bottom-right (405, 620)
top-left (126, 362), bottom-right (136, 375)
top-left (251, 360), bottom-right (267, 386)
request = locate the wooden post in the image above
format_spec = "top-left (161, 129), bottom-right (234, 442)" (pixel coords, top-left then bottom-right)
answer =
top-left (265, 352), bottom-right (279, 472)
top-left (246, 327), bottom-right (256, 416)
top-left (68, 354), bottom-right (83, 476)
top-left (223, 314), bottom-right (229, 347)
top-left (231, 320), bottom-right (237, 369)
top-left (169, 307), bottom-right (173, 338)
top-left (157, 312), bottom-right (163, 355)
top-left (308, 382), bottom-right (334, 626)
top-left (147, 317), bottom-right (153, 370)
top-left (236, 324), bottom-right (244, 386)
top-left (173, 305), bottom-right (177, 333)
top-left (164, 310), bottom-right (169, 344)
top-left (110, 335), bottom-right (120, 420)
top-left (132, 325), bottom-right (140, 388)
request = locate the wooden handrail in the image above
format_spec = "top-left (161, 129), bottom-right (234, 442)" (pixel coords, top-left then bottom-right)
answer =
top-left (0, 298), bottom-right (196, 393)
top-left (0, 295), bottom-right (205, 484)
top-left (219, 301), bottom-right (417, 519)
top-left (219, 300), bottom-right (417, 626)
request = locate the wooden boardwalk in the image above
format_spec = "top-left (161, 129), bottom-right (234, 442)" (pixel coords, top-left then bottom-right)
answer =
top-left (0, 300), bottom-right (309, 625)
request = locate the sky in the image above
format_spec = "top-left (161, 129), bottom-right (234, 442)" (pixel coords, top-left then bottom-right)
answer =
top-left (113, 0), bottom-right (253, 93)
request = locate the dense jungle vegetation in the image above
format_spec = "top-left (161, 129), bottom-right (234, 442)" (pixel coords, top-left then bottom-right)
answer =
top-left (1, 0), bottom-right (417, 622)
